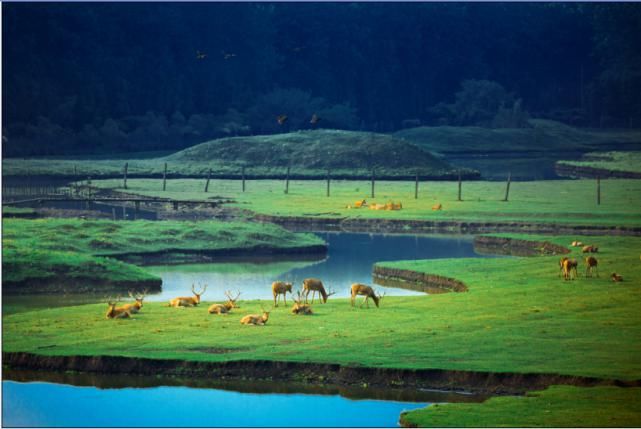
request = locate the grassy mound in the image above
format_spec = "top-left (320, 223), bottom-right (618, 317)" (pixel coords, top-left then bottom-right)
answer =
top-left (165, 129), bottom-right (462, 177)
top-left (557, 151), bottom-right (641, 178)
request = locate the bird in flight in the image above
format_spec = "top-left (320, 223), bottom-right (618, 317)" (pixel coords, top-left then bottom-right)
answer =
top-left (222, 51), bottom-right (237, 60)
top-left (196, 50), bottom-right (207, 60)
top-left (277, 115), bottom-right (288, 125)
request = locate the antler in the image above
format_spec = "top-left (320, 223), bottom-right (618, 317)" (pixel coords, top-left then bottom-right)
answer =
top-left (193, 282), bottom-right (207, 295)
top-left (377, 290), bottom-right (386, 300)
top-left (292, 290), bottom-right (303, 304)
top-left (225, 290), bottom-right (241, 301)
top-left (326, 287), bottom-right (337, 297)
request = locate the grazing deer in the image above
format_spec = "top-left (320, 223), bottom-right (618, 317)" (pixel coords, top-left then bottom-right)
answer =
top-left (585, 256), bottom-right (599, 278)
top-left (168, 283), bottom-right (207, 307)
top-left (121, 289), bottom-right (147, 314)
top-left (240, 305), bottom-right (272, 325)
top-left (105, 298), bottom-right (131, 319)
top-left (291, 290), bottom-right (313, 315)
top-left (582, 245), bottom-right (599, 253)
top-left (558, 257), bottom-right (569, 278)
top-left (562, 258), bottom-right (578, 281)
top-left (611, 272), bottom-right (623, 282)
top-left (350, 283), bottom-right (385, 308)
top-left (208, 290), bottom-right (241, 314)
top-left (302, 278), bottom-right (335, 304)
top-left (272, 281), bottom-right (293, 307)
top-left (432, 203), bottom-right (442, 211)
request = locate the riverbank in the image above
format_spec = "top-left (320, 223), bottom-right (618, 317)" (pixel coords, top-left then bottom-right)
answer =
top-left (2, 218), bottom-right (326, 293)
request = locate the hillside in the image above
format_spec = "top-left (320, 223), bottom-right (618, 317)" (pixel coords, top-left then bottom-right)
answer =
top-left (394, 120), bottom-right (641, 179)
top-left (556, 151), bottom-right (641, 178)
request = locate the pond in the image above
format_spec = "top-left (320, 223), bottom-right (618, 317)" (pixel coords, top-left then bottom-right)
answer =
top-left (2, 370), bottom-right (485, 427)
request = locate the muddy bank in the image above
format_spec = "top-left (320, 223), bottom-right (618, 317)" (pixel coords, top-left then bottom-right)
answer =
top-left (102, 244), bottom-right (328, 266)
top-left (4, 352), bottom-right (639, 396)
top-left (555, 162), bottom-right (641, 179)
top-left (254, 214), bottom-right (641, 236)
top-left (473, 235), bottom-right (570, 256)
top-left (372, 266), bottom-right (468, 293)
top-left (2, 275), bottom-right (162, 295)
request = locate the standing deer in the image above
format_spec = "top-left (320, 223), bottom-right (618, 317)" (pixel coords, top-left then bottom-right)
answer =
top-left (167, 283), bottom-right (207, 307)
top-left (208, 290), bottom-right (242, 314)
top-left (350, 283), bottom-right (385, 308)
top-left (558, 257), bottom-right (569, 278)
top-left (302, 278), bottom-right (335, 304)
top-left (240, 305), bottom-right (272, 325)
top-left (105, 298), bottom-right (131, 319)
top-left (121, 289), bottom-right (148, 314)
top-left (272, 281), bottom-right (293, 307)
top-left (291, 290), bottom-right (313, 315)
top-left (562, 258), bottom-right (578, 281)
top-left (585, 256), bottom-right (599, 278)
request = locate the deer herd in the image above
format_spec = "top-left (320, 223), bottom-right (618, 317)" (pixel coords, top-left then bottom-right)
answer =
top-left (560, 241), bottom-right (623, 283)
top-left (105, 278), bottom-right (386, 324)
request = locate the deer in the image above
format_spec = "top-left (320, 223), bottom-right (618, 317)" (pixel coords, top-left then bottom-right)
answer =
top-left (354, 199), bottom-right (367, 208)
top-left (167, 283), bottom-right (207, 307)
top-left (291, 290), bottom-right (313, 315)
top-left (432, 203), bottom-right (442, 211)
top-left (121, 289), bottom-right (148, 314)
top-left (562, 258), bottom-right (578, 281)
top-left (350, 283), bottom-right (386, 308)
top-left (302, 278), bottom-right (335, 304)
top-left (558, 256), bottom-right (569, 278)
top-left (571, 241), bottom-right (584, 247)
top-left (585, 256), bottom-right (599, 278)
top-left (272, 281), bottom-right (293, 307)
top-left (582, 245), bottom-right (599, 253)
top-left (240, 305), bottom-right (272, 326)
top-left (105, 298), bottom-right (131, 319)
top-left (611, 273), bottom-right (623, 282)
top-left (208, 290), bottom-right (241, 314)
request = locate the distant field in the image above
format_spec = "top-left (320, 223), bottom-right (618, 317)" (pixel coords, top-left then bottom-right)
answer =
top-left (557, 151), bottom-right (641, 177)
top-left (92, 178), bottom-right (641, 227)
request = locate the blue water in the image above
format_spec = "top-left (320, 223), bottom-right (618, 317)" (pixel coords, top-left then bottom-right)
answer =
top-left (2, 381), bottom-right (428, 427)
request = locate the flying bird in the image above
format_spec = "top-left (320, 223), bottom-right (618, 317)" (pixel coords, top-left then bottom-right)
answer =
top-left (196, 50), bottom-right (207, 60)
top-left (277, 115), bottom-right (288, 125)
top-left (310, 114), bottom-right (320, 125)
top-left (222, 51), bottom-right (237, 60)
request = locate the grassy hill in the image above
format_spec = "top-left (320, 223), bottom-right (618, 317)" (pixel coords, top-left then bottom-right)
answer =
top-left (556, 151), bottom-right (641, 178)
top-left (394, 119), bottom-right (641, 179)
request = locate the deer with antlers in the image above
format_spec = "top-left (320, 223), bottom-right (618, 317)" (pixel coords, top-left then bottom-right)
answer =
top-left (105, 298), bottom-right (131, 319)
top-left (585, 256), bottom-right (599, 278)
top-left (208, 290), bottom-right (242, 314)
top-left (240, 305), bottom-right (272, 325)
top-left (350, 283), bottom-right (385, 308)
top-left (121, 289), bottom-right (148, 314)
top-left (302, 278), bottom-right (335, 304)
top-left (272, 281), bottom-right (293, 307)
top-left (291, 290), bottom-right (313, 315)
top-left (167, 283), bottom-right (207, 307)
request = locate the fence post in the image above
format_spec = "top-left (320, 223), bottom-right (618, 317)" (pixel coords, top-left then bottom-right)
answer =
top-left (204, 168), bottom-right (211, 193)
top-left (134, 201), bottom-right (140, 220)
top-left (415, 172), bottom-right (419, 199)
top-left (123, 162), bottom-right (128, 189)
top-left (371, 168), bottom-right (375, 198)
top-left (112, 207), bottom-right (117, 221)
top-left (503, 171), bottom-right (511, 202)
top-left (284, 166), bottom-right (290, 194)
top-left (597, 175), bottom-right (601, 205)
top-left (326, 168), bottom-right (331, 197)
top-left (457, 170), bottom-right (462, 201)
top-left (162, 163), bottom-right (167, 191)
top-left (242, 166), bottom-right (246, 192)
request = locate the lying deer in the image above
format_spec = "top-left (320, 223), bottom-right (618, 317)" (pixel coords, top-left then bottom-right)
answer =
top-left (350, 283), bottom-right (385, 308)
top-left (585, 256), bottom-right (599, 278)
top-left (208, 290), bottom-right (241, 314)
top-left (571, 241), bottom-right (584, 247)
top-left (168, 283), bottom-right (207, 307)
top-left (105, 298), bottom-right (131, 319)
top-left (291, 290), bottom-right (313, 315)
top-left (611, 272), bottom-right (623, 282)
top-left (272, 281), bottom-right (293, 307)
top-left (432, 203), bottom-right (442, 211)
top-left (240, 305), bottom-right (272, 326)
top-left (303, 278), bottom-right (335, 304)
top-left (121, 289), bottom-right (148, 314)
top-left (582, 245), bottom-right (599, 253)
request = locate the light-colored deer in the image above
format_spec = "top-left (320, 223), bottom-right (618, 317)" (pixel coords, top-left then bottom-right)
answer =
top-left (291, 290), bottom-right (313, 315)
top-left (558, 257), bottom-right (568, 278)
top-left (302, 278), bottom-right (335, 304)
top-left (167, 283), bottom-right (207, 307)
top-left (105, 298), bottom-right (131, 319)
top-left (582, 245), bottom-right (599, 253)
top-left (432, 203), bottom-right (442, 211)
top-left (272, 281), bottom-right (293, 307)
top-left (350, 283), bottom-right (385, 308)
top-left (562, 258), bottom-right (578, 281)
top-left (208, 290), bottom-right (241, 314)
top-left (585, 256), bottom-right (599, 278)
top-left (121, 289), bottom-right (148, 314)
top-left (240, 305), bottom-right (272, 326)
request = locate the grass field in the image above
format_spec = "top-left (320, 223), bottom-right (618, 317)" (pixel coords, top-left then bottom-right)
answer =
top-left (557, 151), bottom-right (641, 174)
top-left (91, 178), bottom-right (641, 227)
top-left (2, 218), bottom-right (323, 288)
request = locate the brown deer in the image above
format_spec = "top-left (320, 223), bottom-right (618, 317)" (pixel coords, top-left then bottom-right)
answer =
top-left (208, 290), bottom-right (241, 314)
top-left (350, 283), bottom-right (385, 308)
top-left (582, 245), bottom-right (599, 253)
top-left (105, 298), bottom-right (131, 319)
top-left (291, 290), bottom-right (313, 315)
top-left (571, 241), bottom-right (584, 247)
top-left (167, 283), bottom-right (207, 307)
top-left (562, 258), bottom-right (578, 281)
top-left (240, 305), bottom-right (272, 325)
top-left (121, 289), bottom-right (148, 314)
top-left (558, 257), bottom-right (569, 278)
top-left (272, 281), bottom-right (293, 307)
top-left (432, 203), bottom-right (442, 211)
top-left (585, 256), bottom-right (599, 278)
top-left (302, 278), bottom-right (335, 304)
top-left (611, 272), bottom-right (623, 282)
top-left (354, 199), bottom-right (367, 208)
